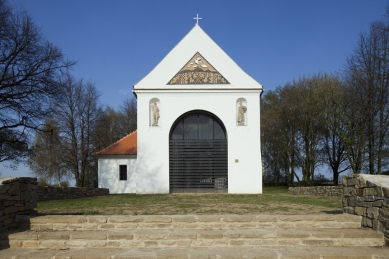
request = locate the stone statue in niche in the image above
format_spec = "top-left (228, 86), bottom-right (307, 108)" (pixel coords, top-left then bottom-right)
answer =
top-left (151, 102), bottom-right (160, 126)
top-left (237, 102), bottom-right (247, 125)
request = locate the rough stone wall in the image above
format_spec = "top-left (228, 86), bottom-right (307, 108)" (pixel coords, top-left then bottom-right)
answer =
top-left (342, 174), bottom-right (389, 245)
top-left (0, 177), bottom-right (37, 231)
top-left (288, 186), bottom-right (343, 197)
top-left (37, 186), bottom-right (109, 201)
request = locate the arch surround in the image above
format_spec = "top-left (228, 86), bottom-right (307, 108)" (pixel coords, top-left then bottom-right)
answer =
top-left (169, 110), bottom-right (228, 193)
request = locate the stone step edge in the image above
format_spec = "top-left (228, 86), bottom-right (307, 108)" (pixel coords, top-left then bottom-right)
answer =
top-left (1, 229), bottom-right (384, 248)
top-left (16, 214), bottom-right (363, 231)
top-left (1, 246), bottom-right (388, 259)
top-left (16, 214), bottom-right (362, 225)
top-left (18, 221), bottom-right (362, 231)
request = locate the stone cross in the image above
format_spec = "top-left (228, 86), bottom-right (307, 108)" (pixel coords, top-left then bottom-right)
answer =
top-left (193, 14), bottom-right (202, 25)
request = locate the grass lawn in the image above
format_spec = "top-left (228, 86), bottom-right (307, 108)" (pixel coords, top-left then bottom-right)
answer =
top-left (36, 186), bottom-right (342, 216)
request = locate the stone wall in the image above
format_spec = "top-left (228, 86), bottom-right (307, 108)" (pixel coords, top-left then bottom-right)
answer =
top-left (342, 174), bottom-right (389, 245)
top-left (37, 186), bottom-right (109, 201)
top-left (0, 177), bottom-right (37, 231)
top-left (288, 186), bottom-right (343, 197)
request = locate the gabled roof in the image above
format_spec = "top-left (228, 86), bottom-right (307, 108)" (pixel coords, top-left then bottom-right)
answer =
top-left (134, 24), bottom-right (262, 90)
top-left (93, 130), bottom-right (137, 156)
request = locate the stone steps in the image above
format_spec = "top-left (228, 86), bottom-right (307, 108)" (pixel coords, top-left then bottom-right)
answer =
top-left (15, 214), bottom-right (363, 231)
top-left (0, 214), bottom-right (386, 258)
top-left (0, 228), bottom-right (384, 249)
top-left (0, 246), bottom-right (388, 259)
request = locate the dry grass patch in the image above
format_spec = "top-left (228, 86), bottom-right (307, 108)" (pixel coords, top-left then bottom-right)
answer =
top-left (36, 186), bottom-right (342, 215)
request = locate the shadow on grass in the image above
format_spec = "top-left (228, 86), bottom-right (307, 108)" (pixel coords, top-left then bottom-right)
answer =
top-left (322, 210), bottom-right (343, 214)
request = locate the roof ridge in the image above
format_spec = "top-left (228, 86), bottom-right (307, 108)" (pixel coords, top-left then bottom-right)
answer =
top-left (93, 130), bottom-right (137, 156)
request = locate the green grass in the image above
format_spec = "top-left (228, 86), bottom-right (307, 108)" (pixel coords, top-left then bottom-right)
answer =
top-left (36, 186), bottom-right (342, 215)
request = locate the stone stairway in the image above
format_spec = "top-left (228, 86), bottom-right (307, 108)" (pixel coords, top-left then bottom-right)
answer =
top-left (0, 214), bottom-right (387, 258)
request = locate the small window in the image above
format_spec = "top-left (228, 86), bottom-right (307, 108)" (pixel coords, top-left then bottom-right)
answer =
top-left (119, 165), bottom-right (127, 181)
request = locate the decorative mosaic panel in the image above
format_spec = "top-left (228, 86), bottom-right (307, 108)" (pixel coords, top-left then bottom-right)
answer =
top-left (167, 52), bottom-right (230, 85)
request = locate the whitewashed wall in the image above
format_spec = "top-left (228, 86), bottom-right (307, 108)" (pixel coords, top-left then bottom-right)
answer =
top-left (136, 91), bottom-right (262, 194)
top-left (98, 155), bottom-right (136, 194)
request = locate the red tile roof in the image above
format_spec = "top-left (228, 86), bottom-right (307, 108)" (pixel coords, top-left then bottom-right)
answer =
top-left (93, 130), bottom-right (137, 156)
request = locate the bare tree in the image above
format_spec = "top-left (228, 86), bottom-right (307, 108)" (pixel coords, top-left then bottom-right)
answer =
top-left (28, 119), bottom-right (68, 183)
top-left (53, 74), bottom-right (101, 187)
top-left (345, 17), bottom-right (389, 175)
top-left (119, 97), bottom-right (137, 134)
top-left (316, 74), bottom-right (350, 184)
top-left (0, 0), bottom-right (74, 166)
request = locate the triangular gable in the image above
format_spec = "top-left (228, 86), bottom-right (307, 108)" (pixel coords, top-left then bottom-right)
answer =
top-left (93, 130), bottom-right (137, 156)
top-left (167, 52), bottom-right (229, 85)
top-left (134, 24), bottom-right (262, 89)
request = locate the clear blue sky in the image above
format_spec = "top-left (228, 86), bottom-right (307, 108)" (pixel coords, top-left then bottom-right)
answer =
top-left (1, 0), bottom-right (388, 179)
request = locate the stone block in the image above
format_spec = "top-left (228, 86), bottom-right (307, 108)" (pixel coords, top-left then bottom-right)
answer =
top-left (366, 207), bottom-right (380, 219)
top-left (38, 232), bottom-right (70, 240)
top-left (25, 202), bottom-right (37, 210)
top-left (375, 186), bottom-right (383, 196)
top-left (362, 216), bottom-right (373, 227)
top-left (383, 198), bottom-right (389, 208)
top-left (355, 206), bottom-right (366, 216)
top-left (347, 196), bottom-right (358, 206)
top-left (356, 188), bottom-right (364, 196)
top-left (379, 208), bottom-right (389, 222)
top-left (87, 216), bottom-right (107, 223)
top-left (347, 177), bottom-right (358, 186)
top-left (358, 196), bottom-right (375, 202)
top-left (373, 200), bottom-right (383, 207)
top-left (47, 216), bottom-right (86, 224)
top-left (343, 206), bottom-right (355, 214)
top-left (114, 223), bottom-right (138, 229)
top-left (172, 216), bottom-right (197, 223)
top-left (107, 234), bottom-right (133, 240)
top-left (3, 200), bottom-right (16, 207)
top-left (21, 240), bottom-right (39, 248)
top-left (20, 191), bottom-right (31, 202)
top-left (375, 220), bottom-right (386, 232)
top-left (39, 240), bottom-right (66, 248)
top-left (358, 202), bottom-right (373, 208)
top-left (0, 194), bottom-right (11, 200)
top-left (4, 206), bottom-right (18, 214)
top-left (366, 180), bottom-right (377, 187)
top-left (199, 232), bottom-right (224, 239)
top-left (144, 216), bottom-right (172, 223)
top-left (3, 217), bottom-right (13, 226)
top-left (0, 184), bottom-right (11, 194)
top-left (364, 188), bottom-right (375, 196)
top-left (108, 216), bottom-right (143, 223)
top-left (19, 183), bottom-right (29, 192)
top-left (136, 232), bottom-right (168, 240)
top-left (197, 215), bottom-right (221, 222)
top-left (7, 182), bottom-right (20, 196)
top-left (343, 187), bottom-right (356, 197)
top-left (302, 239), bottom-right (334, 246)
top-left (342, 197), bottom-right (348, 206)
top-left (383, 187), bottom-right (389, 198)
top-left (223, 215), bottom-right (253, 222)
top-left (342, 177), bottom-right (348, 187)
top-left (71, 232), bottom-right (106, 240)
top-left (357, 177), bottom-right (367, 188)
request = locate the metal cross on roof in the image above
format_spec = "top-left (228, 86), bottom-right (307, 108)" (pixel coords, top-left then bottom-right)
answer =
top-left (193, 14), bottom-right (202, 25)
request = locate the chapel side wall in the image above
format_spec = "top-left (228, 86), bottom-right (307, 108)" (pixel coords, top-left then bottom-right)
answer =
top-left (136, 91), bottom-right (262, 194)
top-left (98, 156), bottom-right (136, 194)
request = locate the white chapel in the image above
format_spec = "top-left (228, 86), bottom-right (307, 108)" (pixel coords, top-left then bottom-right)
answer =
top-left (95, 18), bottom-right (263, 194)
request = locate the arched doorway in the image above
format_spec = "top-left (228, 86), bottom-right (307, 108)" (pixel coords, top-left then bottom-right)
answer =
top-left (169, 110), bottom-right (228, 193)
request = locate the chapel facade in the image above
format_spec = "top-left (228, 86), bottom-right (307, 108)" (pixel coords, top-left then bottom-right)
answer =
top-left (95, 21), bottom-right (263, 194)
